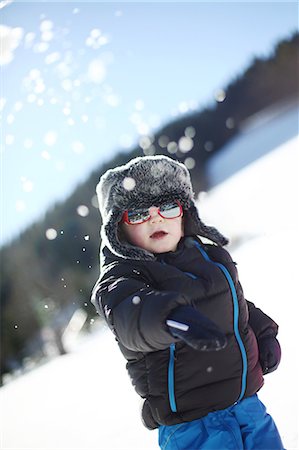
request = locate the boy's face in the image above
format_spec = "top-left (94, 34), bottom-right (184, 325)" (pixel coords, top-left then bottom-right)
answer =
top-left (120, 205), bottom-right (184, 254)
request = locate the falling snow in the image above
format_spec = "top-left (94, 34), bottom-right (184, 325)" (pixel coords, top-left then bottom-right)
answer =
top-left (0, 25), bottom-right (23, 65)
top-left (184, 157), bottom-right (196, 169)
top-left (1, 2), bottom-right (296, 248)
top-left (178, 136), bottom-right (194, 153)
top-left (43, 131), bottom-right (57, 147)
top-left (122, 177), bottom-right (136, 191)
top-left (45, 228), bottom-right (57, 240)
top-left (72, 141), bottom-right (85, 154)
top-left (185, 126), bottom-right (196, 138)
top-left (77, 205), bottom-right (89, 217)
top-left (214, 89), bottom-right (226, 103)
top-left (167, 141), bottom-right (178, 154)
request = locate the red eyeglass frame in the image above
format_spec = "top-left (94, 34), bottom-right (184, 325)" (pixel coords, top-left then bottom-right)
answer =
top-left (122, 200), bottom-right (183, 225)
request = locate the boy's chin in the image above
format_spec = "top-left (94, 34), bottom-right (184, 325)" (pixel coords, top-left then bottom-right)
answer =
top-left (150, 243), bottom-right (179, 254)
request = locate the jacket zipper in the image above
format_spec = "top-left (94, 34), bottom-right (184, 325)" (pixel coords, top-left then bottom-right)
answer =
top-left (193, 240), bottom-right (248, 402)
top-left (166, 240), bottom-right (247, 414)
top-left (161, 258), bottom-right (178, 413)
top-left (168, 343), bottom-right (177, 412)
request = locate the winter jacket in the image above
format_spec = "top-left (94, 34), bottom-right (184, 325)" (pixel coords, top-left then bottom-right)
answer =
top-left (91, 236), bottom-right (279, 429)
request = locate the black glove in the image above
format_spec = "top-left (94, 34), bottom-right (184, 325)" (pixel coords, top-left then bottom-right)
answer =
top-left (258, 336), bottom-right (281, 374)
top-left (166, 305), bottom-right (227, 351)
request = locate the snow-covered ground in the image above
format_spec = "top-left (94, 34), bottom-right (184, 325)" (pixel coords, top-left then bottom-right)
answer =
top-left (1, 326), bottom-right (158, 450)
top-left (1, 135), bottom-right (298, 450)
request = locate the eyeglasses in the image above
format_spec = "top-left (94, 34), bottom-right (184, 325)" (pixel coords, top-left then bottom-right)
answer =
top-left (122, 200), bottom-right (183, 225)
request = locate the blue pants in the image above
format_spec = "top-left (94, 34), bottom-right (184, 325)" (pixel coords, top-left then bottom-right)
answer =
top-left (158, 395), bottom-right (284, 450)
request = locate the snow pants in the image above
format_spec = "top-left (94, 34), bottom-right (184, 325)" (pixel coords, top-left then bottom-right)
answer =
top-left (158, 395), bottom-right (284, 450)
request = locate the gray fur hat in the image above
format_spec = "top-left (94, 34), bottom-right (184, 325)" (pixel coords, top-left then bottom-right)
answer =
top-left (96, 155), bottom-right (228, 260)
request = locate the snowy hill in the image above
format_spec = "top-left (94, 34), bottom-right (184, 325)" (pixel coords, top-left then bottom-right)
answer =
top-left (1, 120), bottom-right (298, 449)
top-left (206, 101), bottom-right (299, 188)
top-left (198, 126), bottom-right (298, 449)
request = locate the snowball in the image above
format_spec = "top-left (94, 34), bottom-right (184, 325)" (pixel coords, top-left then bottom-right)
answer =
top-left (33, 42), bottom-right (49, 53)
top-left (91, 195), bottom-right (99, 208)
top-left (184, 157), bottom-right (196, 170)
top-left (22, 179), bottom-right (34, 192)
top-left (24, 32), bottom-right (35, 48)
top-left (184, 126), bottom-right (196, 138)
top-left (204, 141), bottom-right (214, 152)
top-left (122, 177), bottom-right (136, 191)
top-left (72, 141), bottom-right (85, 154)
top-left (226, 117), bottom-right (235, 129)
top-left (158, 135), bottom-right (169, 148)
top-left (61, 79), bottom-right (72, 92)
top-left (45, 52), bottom-right (60, 65)
top-left (178, 136), bottom-right (193, 153)
top-left (41, 150), bottom-right (51, 160)
top-left (90, 28), bottom-right (101, 38)
top-left (178, 101), bottom-right (189, 114)
top-left (44, 131), bottom-right (57, 146)
top-left (45, 228), bottom-right (57, 240)
top-left (167, 141), bottom-right (178, 154)
top-left (77, 205), bottom-right (89, 217)
top-left (132, 296), bottom-right (141, 305)
top-left (87, 59), bottom-right (106, 84)
top-left (40, 20), bottom-right (53, 32)
top-left (0, 25), bottom-right (23, 65)
top-left (215, 89), bottom-right (226, 102)
top-left (139, 135), bottom-right (152, 150)
top-left (41, 31), bottom-right (53, 42)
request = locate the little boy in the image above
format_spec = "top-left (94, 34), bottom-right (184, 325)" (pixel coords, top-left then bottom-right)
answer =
top-left (91, 155), bottom-right (283, 449)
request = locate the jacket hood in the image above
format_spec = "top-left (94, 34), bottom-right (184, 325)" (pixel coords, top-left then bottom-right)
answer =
top-left (96, 155), bottom-right (228, 261)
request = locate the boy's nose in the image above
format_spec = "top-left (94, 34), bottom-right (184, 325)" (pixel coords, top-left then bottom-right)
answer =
top-left (149, 206), bottom-right (163, 223)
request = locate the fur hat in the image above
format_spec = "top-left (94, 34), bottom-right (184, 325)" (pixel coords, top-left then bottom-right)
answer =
top-left (96, 155), bottom-right (228, 260)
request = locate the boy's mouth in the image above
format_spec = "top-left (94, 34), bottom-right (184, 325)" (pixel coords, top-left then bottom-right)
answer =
top-left (150, 231), bottom-right (168, 239)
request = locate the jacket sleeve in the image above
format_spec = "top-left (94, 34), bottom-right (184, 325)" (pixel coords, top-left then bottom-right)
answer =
top-left (246, 300), bottom-right (279, 339)
top-left (91, 266), bottom-right (191, 353)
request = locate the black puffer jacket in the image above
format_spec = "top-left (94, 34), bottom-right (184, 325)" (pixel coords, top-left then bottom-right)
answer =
top-left (92, 236), bottom-right (278, 429)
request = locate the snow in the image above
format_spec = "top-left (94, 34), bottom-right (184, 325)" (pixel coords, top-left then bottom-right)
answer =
top-left (1, 327), bottom-right (158, 450)
top-left (207, 103), bottom-right (299, 188)
top-left (1, 134), bottom-right (299, 449)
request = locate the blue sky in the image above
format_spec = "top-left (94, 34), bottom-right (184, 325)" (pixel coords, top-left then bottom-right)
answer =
top-left (1, 1), bottom-right (298, 245)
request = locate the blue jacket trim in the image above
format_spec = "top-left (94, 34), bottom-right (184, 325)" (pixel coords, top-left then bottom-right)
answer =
top-left (168, 343), bottom-right (177, 412)
top-left (193, 240), bottom-right (248, 402)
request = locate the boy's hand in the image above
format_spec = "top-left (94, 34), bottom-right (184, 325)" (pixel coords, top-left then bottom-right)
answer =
top-left (166, 306), bottom-right (227, 351)
top-left (258, 336), bottom-right (281, 374)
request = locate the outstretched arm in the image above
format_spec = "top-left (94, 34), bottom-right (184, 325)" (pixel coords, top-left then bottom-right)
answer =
top-left (92, 271), bottom-right (190, 352)
top-left (92, 266), bottom-right (227, 353)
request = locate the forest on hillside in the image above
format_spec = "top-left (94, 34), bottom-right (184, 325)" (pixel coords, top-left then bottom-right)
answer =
top-left (1, 32), bottom-right (298, 381)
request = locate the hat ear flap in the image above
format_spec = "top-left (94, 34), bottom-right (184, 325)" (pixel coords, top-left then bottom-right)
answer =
top-left (184, 203), bottom-right (229, 246)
